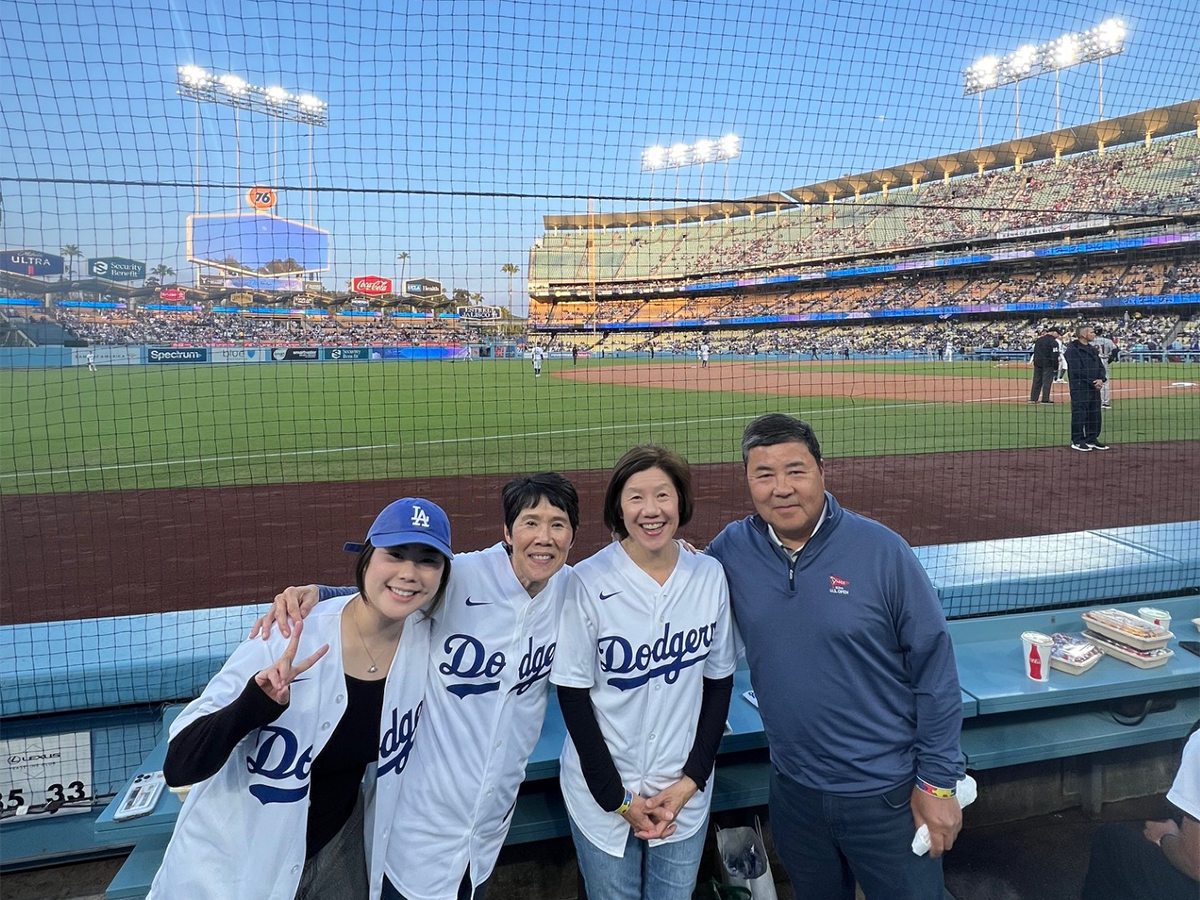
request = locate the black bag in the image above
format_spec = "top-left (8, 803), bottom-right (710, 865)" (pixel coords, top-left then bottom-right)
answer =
top-left (1110, 695), bottom-right (1177, 726)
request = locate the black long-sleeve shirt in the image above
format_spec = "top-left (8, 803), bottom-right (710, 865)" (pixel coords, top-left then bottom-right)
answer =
top-left (557, 674), bottom-right (734, 812)
top-left (164, 674), bottom-right (386, 858)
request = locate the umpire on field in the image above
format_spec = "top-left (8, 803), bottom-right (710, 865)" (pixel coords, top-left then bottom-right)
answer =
top-left (1029, 325), bottom-right (1062, 404)
top-left (1063, 325), bottom-right (1109, 452)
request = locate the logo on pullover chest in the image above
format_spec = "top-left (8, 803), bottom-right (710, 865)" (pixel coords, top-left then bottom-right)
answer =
top-left (829, 575), bottom-right (850, 595)
top-left (439, 634), bottom-right (556, 697)
top-left (596, 621), bottom-right (716, 690)
top-left (246, 726), bottom-right (314, 804)
top-left (378, 701), bottom-right (423, 777)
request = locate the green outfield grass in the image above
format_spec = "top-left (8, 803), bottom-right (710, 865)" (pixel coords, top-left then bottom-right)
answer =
top-left (2, 358), bottom-right (1197, 494)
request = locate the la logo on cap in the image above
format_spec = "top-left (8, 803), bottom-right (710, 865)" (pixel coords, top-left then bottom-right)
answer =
top-left (411, 505), bottom-right (431, 528)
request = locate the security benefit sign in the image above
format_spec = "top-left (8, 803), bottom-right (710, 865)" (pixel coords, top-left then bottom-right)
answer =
top-left (1, 732), bottom-right (93, 821)
top-left (88, 257), bottom-right (146, 282)
top-left (457, 305), bottom-right (502, 322)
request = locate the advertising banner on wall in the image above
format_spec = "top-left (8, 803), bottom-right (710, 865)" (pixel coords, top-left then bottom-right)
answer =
top-left (270, 347), bottom-right (320, 361)
top-left (147, 348), bottom-right (208, 363)
top-left (0, 250), bottom-right (64, 278)
top-left (209, 347), bottom-right (270, 363)
top-left (71, 347), bottom-right (140, 367)
top-left (322, 348), bottom-right (371, 360)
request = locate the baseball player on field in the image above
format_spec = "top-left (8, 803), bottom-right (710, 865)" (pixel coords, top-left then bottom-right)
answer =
top-left (255, 473), bottom-right (580, 900)
top-left (552, 446), bottom-right (735, 900)
top-left (699, 342), bottom-right (710, 368)
top-left (531, 344), bottom-right (544, 377)
top-left (1092, 326), bottom-right (1117, 408)
top-left (151, 498), bottom-right (450, 900)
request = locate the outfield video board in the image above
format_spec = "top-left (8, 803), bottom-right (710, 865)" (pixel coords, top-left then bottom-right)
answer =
top-left (187, 213), bottom-right (331, 277)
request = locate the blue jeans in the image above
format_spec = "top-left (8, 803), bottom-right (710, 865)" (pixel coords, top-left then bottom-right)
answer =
top-left (768, 767), bottom-right (944, 900)
top-left (570, 815), bottom-right (708, 900)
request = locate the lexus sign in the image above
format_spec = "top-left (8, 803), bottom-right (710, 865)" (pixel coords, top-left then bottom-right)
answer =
top-left (352, 276), bottom-right (392, 296)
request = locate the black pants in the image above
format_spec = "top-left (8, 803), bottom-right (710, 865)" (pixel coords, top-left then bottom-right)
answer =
top-left (1081, 822), bottom-right (1198, 900)
top-left (1030, 366), bottom-right (1056, 402)
top-left (383, 871), bottom-right (487, 900)
top-left (1070, 388), bottom-right (1102, 445)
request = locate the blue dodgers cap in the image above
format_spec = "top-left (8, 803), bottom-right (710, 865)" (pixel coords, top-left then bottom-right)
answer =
top-left (344, 497), bottom-right (453, 559)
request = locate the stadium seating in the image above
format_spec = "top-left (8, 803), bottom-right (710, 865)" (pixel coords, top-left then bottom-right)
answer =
top-left (530, 135), bottom-right (1200, 287)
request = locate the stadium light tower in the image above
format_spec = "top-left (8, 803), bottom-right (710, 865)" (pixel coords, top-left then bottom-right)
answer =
top-left (175, 66), bottom-right (329, 224)
top-left (963, 18), bottom-right (1127, 141)
top-left (641, 133), bottom-right (741, 205)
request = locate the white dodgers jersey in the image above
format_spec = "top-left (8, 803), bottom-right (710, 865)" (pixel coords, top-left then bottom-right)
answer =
top-left (551, 541), bottom-right (736, 856)
top-left (384, 543), bottom-right (570, 900)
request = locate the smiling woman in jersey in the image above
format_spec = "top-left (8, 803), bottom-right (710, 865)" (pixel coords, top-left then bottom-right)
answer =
top-left (148, 498), bottom-right (452, 900)
top-left (551, 446), bottom-right (736, 900)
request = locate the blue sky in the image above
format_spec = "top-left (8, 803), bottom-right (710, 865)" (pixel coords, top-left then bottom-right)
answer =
top-left (2, 0), bottom-right (1197, 312)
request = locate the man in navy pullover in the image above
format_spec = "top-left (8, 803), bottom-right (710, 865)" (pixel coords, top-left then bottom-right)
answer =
top-left (706, 414), bottom-right (964, 900)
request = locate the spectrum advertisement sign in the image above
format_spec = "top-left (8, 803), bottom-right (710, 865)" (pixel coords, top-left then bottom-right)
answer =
top-left (147, 348), bottom-right (208, 363)
top-left (1, 250), bottom-right (64, 277)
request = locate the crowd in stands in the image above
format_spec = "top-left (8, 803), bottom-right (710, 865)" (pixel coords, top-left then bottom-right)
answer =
top-left (533, 135), bottom-right (1200, 284)
top-left (530, 258), bottom-right (1200, 329)
top-left (547, 313), bottom-right (1193, 359)
top-left (53, 309), bottom-right (474, 347)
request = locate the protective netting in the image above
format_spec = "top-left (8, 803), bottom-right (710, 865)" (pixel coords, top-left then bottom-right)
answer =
top-left (1, 0), bottom-right (1198, 815)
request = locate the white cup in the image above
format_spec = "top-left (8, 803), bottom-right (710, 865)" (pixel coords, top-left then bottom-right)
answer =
top-left (1138, 607), bottom-right (1170, 629)
top-left (1021, 631), bottom-right (1053, 682)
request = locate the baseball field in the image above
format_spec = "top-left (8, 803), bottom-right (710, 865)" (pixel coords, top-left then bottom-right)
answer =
top-left (2, 357), bottom-right (1198, 622)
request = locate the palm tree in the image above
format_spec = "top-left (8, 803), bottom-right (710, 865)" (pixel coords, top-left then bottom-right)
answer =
top-left (501, 263), bottom-right (519, 314)
top-left (470, 292), bottom-right (484, 306)
top-left (397, 252), bottom-right (410, 291)
top-left (61, 244), bottom-right (83, 280)
top-left (151, 264), bottom-right (176, 285)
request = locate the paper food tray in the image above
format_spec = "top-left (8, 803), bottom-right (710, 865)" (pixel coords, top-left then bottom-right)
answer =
top-left (1081, 610), bottom-right (1172, 651)
top-left (1086, 630), bottom-right (1173, 669)
top-left (1049, 654), bottom-right (1102, 675)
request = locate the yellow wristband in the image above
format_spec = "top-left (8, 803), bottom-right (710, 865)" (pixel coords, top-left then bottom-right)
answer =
top-left (916, 777), bottom-right (956, 799)
top-left (615, 789), bottom-right (633, 815)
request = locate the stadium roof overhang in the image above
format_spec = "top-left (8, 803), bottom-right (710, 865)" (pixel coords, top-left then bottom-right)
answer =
top-left (541, 98), bottom-right (1200, 231)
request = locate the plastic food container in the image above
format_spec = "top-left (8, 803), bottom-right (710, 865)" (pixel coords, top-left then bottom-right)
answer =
top-left (1081, 609), bottom-right (1173, 651)
top-left (1049, 633), bottom-right (1103, 675)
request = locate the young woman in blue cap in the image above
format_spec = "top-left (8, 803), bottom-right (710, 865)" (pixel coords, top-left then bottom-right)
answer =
top-left (149, 498), bottom-right (453, 900)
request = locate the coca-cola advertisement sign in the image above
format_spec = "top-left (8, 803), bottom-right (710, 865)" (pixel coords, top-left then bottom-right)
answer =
top-left (352, 276), bottom-right (392, 296)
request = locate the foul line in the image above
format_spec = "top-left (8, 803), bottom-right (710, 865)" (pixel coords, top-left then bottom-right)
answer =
top-left (0, 387), bottom-right (1138, 480)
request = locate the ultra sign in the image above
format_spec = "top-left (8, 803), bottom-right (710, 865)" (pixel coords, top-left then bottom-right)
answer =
top-left (0, 250), bottom-right (64, 278)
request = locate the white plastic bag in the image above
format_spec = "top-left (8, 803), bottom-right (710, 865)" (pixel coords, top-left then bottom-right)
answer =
top-left (715, 816), bottom-right (779, 900)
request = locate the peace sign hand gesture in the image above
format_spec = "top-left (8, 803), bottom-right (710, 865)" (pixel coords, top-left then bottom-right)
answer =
top-left (254, 619), bottom-right (330, 706)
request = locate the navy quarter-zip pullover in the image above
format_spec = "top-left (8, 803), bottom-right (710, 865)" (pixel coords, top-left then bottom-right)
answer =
top-left (706, 492), bottom-right (964, 795)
